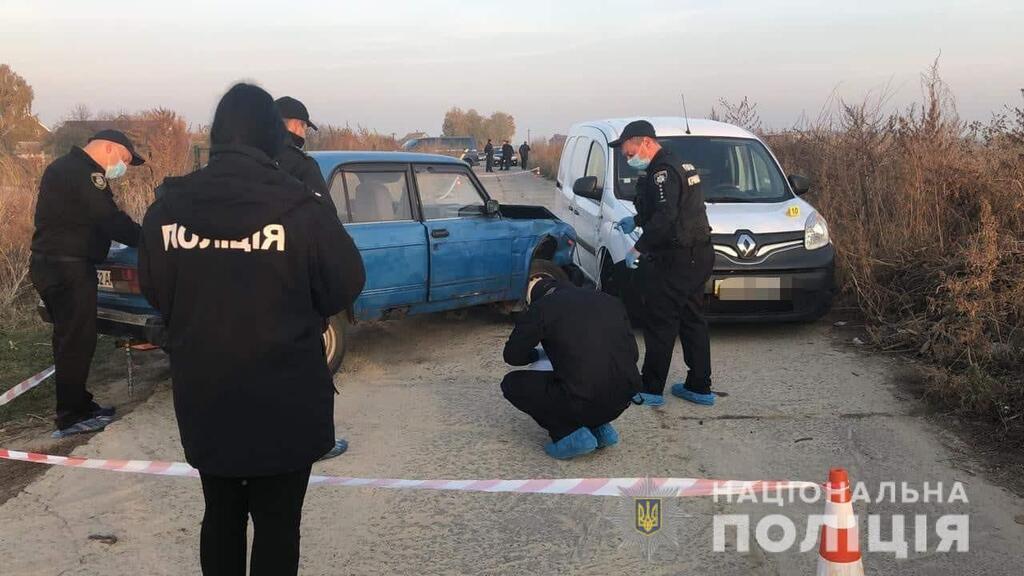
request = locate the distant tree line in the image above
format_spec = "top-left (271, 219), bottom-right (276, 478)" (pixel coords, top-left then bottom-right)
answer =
top-left (441, 107), bottom-right (516, 146)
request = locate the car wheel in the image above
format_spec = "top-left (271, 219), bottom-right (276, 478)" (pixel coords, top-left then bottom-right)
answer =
top-left (323, 314), bottom-right (348, 375)
top-left (529, 258), bottom-right (569, 284)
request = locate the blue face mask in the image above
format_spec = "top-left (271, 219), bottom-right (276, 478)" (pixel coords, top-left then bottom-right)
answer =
top-left (105, 160), bottom-right (127, 180)
top-left (627, 155), bottom-right (650, 171)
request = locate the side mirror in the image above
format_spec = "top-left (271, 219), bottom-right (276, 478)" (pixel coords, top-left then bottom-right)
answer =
top-left (485, 199), bottom-right (500, 215)
top-left (788, 174), bottom-right (810, 196)
top-left (573, 176), bottom-right (602, 201)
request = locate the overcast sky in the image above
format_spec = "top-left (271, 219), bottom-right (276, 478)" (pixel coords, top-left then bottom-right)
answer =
top-left (2, 0), bottom-right (1021, 140)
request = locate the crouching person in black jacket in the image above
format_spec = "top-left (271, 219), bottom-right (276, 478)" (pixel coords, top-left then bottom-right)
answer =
top-left (501, 277), bottom-right (641, 460)
top-left (138, 83), bottom-right (365, 575)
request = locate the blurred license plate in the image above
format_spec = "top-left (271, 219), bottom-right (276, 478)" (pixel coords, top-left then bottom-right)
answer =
top-left (715, 277), bottom-right (781, 301)
top-left (97, 269), bottom-right (113, 289)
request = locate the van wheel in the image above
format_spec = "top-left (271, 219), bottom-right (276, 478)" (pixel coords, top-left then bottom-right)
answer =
top-left (323, 315), bottom-right (348, 375)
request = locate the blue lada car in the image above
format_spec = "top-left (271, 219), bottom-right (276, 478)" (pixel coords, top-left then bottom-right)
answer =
top-left (56, 152), bottom-right (577, 373)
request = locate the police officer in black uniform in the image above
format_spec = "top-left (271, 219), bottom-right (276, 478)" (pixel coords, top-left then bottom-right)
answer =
top-left (274, 96), bottom-right (338, 213)
top-left (519, 140), bottom-right (531, 170)
top-left (501, 140), bottom-right (514, 170)
top-left (610, 120), bottom-right (717, 407)
top-left (502, 277), bottom-right (640, 459)
top-left (139, 83), bottom-right (365, 575)
top-left (484, 139), bottom-right (495, 172)
top-left (30, 129), bottom-right (145, 437)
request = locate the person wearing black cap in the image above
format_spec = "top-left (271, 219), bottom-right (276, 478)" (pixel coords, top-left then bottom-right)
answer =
top-left (274, 95), bottom-right (336, 212)
top-left (30, 129), bottom-right (145, 437)
top-left (138, 83), bottom-right (365, 575)
top-left (610, 120), bottom-right (715, 407)
top-left (501, 276), bottom-right (640, 459)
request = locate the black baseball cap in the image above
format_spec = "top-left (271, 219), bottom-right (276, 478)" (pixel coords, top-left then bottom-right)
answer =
top-left (88, 129), bottom-right (146, 165)
top-left (608, 120), bottom-right (657, 147)
top-left (275, 96), bottom-right (318, 131)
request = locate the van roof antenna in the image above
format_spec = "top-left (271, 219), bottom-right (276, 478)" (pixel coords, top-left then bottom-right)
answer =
top-left (681, 93), bottom-right (692, 135)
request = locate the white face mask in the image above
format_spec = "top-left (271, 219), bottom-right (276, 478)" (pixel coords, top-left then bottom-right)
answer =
top-left (105, 160), bottom-right (127, 179)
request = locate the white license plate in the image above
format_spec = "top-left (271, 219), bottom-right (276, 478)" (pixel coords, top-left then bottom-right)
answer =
top-left (715, 277), bottom-right (782, 301)
top-left (97, 269), bottom-right (114, 289)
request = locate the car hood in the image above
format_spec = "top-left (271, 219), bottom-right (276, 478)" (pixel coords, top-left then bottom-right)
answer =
top-left (706, 198), bottom-right (815, 234)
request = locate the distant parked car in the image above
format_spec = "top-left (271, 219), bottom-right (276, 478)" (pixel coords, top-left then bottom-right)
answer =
top-left (48, 152), bottom-right (578, 373)
top-left (461, 148), bottom-right (480, 166)
top-left (492, 149), bottom-right (518, 167)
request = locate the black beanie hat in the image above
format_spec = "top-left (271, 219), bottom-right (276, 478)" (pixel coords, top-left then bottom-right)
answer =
top-left (210, 83), bottom-right (285, 158)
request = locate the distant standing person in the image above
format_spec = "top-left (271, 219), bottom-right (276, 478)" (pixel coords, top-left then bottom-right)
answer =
top-left (484, 139), bottom-right (495, 172)
top-left (274, 95), bottom-right (336, 213)
top-left (501, 140), bottom-right (514, 170)
top-left (31, 129), bottom-right (145, 438)
top-left (519, 141), bottom-right (531, 170)
top-left (139, 83), bottom-right (366, 575)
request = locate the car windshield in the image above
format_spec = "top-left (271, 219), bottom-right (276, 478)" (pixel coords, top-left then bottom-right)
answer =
top-left (614, 136), bottom-right (791, 203)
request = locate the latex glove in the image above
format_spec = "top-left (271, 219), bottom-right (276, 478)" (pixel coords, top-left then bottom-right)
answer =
top-left (614, 216), bottom-right (636, 234)
top-left (624, 248), bottom-right (641, 270)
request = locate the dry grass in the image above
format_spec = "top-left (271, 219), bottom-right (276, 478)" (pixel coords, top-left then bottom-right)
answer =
top-left (765, 65), bottom-right (1024, 436)
top-left (306, 125), bottom-right (399, 152)
top-left (527, 138), bottom-right (564, 181)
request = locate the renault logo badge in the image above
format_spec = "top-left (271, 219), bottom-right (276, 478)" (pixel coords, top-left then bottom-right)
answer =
top-left (736, 234), bottom-right (757, 258)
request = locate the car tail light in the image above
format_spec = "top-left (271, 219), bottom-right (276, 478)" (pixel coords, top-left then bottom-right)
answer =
top-left (107, 266), bottom-right (141, 294)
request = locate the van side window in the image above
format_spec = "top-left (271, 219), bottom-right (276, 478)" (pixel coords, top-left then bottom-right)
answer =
top-left (569, 137), bottom-right (592, 186)
top-left (557, 137), bottom-right (576, 186)
top-left (585, 141), bottom-right (606, 194)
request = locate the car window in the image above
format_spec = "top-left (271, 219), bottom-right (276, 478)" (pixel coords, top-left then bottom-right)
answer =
top-left (416, 168), bottom-right (486, 219)
top-left (333, 170), bottom-right (413, 223)
top-left (585, 140), bottom-right (606, 193)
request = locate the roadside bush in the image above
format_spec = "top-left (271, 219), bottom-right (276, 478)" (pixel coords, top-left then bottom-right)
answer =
top-left (528, 139), bottom-right (563, 181)
top-left (306, 125), bottom-right (399, 151)
top-left (765, 64), bottom-right (1024, 435)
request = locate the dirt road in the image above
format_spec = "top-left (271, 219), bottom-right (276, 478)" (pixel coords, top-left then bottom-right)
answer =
top-left (1, 168), bottom-right (1022, 575)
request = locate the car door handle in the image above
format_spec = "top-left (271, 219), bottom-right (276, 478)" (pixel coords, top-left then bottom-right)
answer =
top-left (431, 228), bottom-right (450, 238)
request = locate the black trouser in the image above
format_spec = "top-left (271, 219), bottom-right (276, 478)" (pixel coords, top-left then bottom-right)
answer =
top-left (501, 370), bottom-right (627, 441)
top-left (486, 156), bottom-right (494, 172)
top-left (521, 156), bottom-right (528, 170)
top-left (640, 244), bottom-right (714, 395)
top-left (502, 158), bottom-right (510, 170)
top-left (199, 466), bottom-right (312, 576)
top-left (30, 258), bottom-right (99, 430)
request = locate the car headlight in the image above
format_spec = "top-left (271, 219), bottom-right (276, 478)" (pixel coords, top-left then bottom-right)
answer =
top-left (804, 211), bottom-right (830, 250)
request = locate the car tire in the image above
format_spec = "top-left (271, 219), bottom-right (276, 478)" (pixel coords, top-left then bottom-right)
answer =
top-left (323, 314), bottom-right (348, 375)
top-left (529, 258), bottom-right (569, 284)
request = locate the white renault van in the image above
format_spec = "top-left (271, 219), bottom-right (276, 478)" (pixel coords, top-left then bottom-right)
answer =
top-left (553, 117), bottom-right (834, 321)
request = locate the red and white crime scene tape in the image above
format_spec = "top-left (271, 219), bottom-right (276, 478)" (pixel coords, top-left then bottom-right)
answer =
top-left (0, 448), bottom-right (817, 496)
top-left (0, 365), bottom-right (55, 407)
top-left (476, 167), bottom-right (542, 178)
top-left (2, 365), bottom-right (820, 497)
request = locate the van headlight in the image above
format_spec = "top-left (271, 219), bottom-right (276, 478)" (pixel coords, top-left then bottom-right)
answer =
top-left (804, 212), bottom-right (830, 250)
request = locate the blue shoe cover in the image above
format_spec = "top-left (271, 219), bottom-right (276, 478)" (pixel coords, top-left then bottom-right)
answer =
top-left (319, 438), bottom-right (349, 461)
top-left (670, 383), bottom-right (716, 406)
top-left (632, 392), bottom-right (665, 406)
top-left (544, 427), bottom-right (598, 460)
top-left (591, 423), bottom-right (619, 448)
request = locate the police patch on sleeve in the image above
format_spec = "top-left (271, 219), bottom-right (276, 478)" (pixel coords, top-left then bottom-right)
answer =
top-left (654, 170), bottom-right (668, 186)
top-left (90, 173), bottom-right (107, 190)
top-left (682, 163), bottom-right (696, 172)
top-left (687, 174), bottom-right (701, 186)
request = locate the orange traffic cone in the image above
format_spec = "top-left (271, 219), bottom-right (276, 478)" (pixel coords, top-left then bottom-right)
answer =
top-left (817, 468), bottom-right (864, 575)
